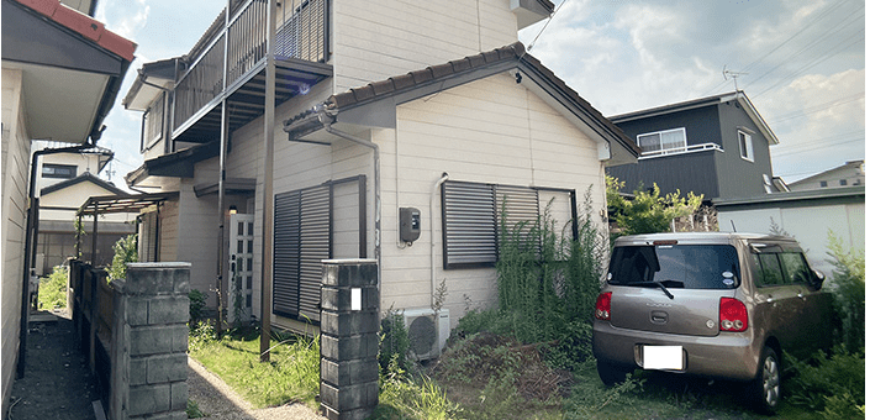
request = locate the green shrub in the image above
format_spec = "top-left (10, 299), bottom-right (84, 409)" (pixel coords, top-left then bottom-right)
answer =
top-left (606, 176), bottom-right (702, 237)
top-left (189, 289), bottom-right (207, 325)
top-left (826, 232), bottom-right (864, 352)
top-left (379, 309), bottom-right (410, 372)
top-left (37, 266), bottom-right (69, 310)
top-left (107, 234), bottom-right (138, 282)
top-left (785, 345), bottom-right (865, 418)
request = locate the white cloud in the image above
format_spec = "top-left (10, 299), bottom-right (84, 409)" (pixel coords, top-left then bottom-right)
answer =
top-left (97, 0), bottom-right (150, 39)
top-left (756, 68), bottom-right (865, 181)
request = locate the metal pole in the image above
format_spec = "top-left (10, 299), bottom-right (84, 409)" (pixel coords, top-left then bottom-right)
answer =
top-left (216, 0), bottom-right (231, 338)
top-left (91, 211), bottom-right (99, 265)
top-left (260, 0), bottom-right (277, 362)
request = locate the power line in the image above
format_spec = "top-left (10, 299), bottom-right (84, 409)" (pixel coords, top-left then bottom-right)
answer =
top-left (767, 92), bottom-right (865, 123)
top-left (755, 29), bottom-right (865, 97)
top-left (744, 11), bottom-right (864, 92)
top-left (772, 136), bottom-right (865, 158)
top-left (698, 0), bottom-right (854, 97)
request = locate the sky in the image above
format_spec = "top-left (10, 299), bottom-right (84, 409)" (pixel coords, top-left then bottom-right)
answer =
top-left (93, 0), bottom-right (865, 186)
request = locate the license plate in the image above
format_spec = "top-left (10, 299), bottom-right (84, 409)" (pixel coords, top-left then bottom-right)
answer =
top-left (643, 346), bottom-right (683, 371)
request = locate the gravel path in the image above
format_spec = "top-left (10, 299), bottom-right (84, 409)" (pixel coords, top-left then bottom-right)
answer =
top-left (8, 311), bottom-right (100, 420)
top-left (187, 357), bottom-right (327, 420)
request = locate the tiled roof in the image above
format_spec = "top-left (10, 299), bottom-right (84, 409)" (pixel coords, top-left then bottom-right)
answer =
top-left (288, 42), bottom-right (637, 156)
top-left (327, 43), bottom-right (526, 110)
top-left (13, 0), bottom-right (136, 61)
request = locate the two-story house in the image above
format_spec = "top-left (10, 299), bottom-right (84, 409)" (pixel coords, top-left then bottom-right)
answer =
top-left (2, 0), bottom-right (135, 412)
top-left (32, 141), bottom-right (135, 275)
top-left (606, 91), bottom-right (779, 201)
top-left (115, 0), bottom-right (640, 337)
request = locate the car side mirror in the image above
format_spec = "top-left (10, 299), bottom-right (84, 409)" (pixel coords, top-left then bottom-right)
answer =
top-left (809, 269), bottom-right (825, 290)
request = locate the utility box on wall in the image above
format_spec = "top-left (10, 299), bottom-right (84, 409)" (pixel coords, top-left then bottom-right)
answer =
top-left (399, 207), bottom-right (421, 244)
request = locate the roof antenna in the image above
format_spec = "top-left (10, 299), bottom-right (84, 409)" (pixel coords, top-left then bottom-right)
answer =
top-left (722, 65), bottom-right (748, 93)
top-left (730, 220), bottom-right (737, 233)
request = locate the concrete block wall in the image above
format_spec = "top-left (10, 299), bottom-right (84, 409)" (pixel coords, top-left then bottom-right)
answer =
top-left (110, 263), bottom-right (190, 420)
top-left (320, 259), bottom-right (379, 420)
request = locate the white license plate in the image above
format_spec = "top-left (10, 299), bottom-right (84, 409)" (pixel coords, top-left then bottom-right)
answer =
top-left (643, 346), bottom-right (683, 371)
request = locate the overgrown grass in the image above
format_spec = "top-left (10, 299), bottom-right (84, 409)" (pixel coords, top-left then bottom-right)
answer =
top-left (188, 323), bottom-right (320, 410)
top-left (37, 266), bottom-right (68, 310)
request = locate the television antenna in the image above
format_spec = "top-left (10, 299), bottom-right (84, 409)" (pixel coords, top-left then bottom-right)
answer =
top-left (722, 65), bottom-right (748, 92)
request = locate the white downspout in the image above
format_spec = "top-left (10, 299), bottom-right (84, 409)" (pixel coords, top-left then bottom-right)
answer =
top-left (430, 172), bottom-right (449, 307)
top-left (320, 118), bottom-right (382, 289)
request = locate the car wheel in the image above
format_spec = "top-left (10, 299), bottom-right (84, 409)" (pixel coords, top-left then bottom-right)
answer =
top-left (747, 346), bottom-right (781, 415)
top-left (597, 360), bottom-right (633, 386)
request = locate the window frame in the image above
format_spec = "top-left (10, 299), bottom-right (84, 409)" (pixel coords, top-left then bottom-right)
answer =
top-left (140, 93), bottom-right (165, 153)
top-left (441, 180), bottom-right (578, 270)
top-left (738, 129), bottom-right (754, 162)
top-left (41, 163), bottom-right (77, 179)
top-left (636, 127), bottom-right (688, 155)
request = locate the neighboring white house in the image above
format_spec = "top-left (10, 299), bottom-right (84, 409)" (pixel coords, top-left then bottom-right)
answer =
top-left (32, 142), bottom-right (136, 274)
top-left (1, 0), bottom-right (135, 413)
top-left (788, 160), bottom-right (864, 191)
top-left (715, 186), bottom-right (865, 276)
top-left (119, 0), bottom-right (639, 334)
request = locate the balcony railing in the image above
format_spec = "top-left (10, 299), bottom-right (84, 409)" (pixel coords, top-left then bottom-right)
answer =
top-left (638, 142), bottom-right (724, 160)
top-left (173, 0), bottom-right (328, 133)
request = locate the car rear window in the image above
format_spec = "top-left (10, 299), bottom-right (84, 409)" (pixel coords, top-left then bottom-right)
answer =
top-left (608, 245), bottom-right (740, 289)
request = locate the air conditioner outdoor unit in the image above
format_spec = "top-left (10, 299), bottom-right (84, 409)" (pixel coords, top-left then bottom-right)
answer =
top-left (402, 308), bottom-right (450, 361)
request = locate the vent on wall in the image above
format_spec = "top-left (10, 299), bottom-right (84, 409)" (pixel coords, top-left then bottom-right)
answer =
top-left (402, 308), bottom-right (450, 361)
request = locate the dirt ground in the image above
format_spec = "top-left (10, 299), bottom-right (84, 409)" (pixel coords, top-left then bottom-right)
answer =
top-left (8, 310), bottom-right (100, 420)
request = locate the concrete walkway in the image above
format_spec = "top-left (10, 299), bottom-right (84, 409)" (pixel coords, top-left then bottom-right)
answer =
top-left (187, 357), bottom-right (327, 420)
top-left (8, 310), bottom-right (101, 420)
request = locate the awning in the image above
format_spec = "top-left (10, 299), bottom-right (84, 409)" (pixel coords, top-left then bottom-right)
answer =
top-left (77, 192), bottom-right (179, 216)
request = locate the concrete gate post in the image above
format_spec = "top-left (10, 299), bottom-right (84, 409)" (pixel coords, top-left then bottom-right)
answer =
top-left (109, 262), bottom-right (190, 420)
top-left (320, 259), bottom-right (379, 420)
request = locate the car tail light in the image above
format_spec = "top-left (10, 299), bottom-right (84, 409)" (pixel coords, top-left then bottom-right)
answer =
top-left (719, 297), bottom-right (748, 332)
top-left (595, 292), bottom-right (612, 321)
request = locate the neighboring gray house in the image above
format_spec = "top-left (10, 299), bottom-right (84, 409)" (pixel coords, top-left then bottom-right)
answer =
top-left (788, 160), bottom-right (864, 191)
top-left (607, 91), bottom-right (779, 201)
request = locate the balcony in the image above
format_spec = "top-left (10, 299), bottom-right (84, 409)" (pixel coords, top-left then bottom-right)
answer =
top-left (171, 0), bottom-right (332, 144)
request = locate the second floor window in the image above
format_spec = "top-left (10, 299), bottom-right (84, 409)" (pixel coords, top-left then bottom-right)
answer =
top-left (738, 130), bottom-right (754, 162)
top-left (637, 128), bottom-right (687, 155)
top-left (142, 95), bottom-right (164, 151)
top-left (42, 164), bottom-right (76, 179)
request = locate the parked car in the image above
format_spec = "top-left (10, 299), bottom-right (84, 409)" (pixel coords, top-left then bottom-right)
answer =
top-left (592, 232), bottom-right (832, 414)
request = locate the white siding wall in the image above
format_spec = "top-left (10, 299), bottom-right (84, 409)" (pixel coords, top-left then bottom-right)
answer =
top-left (332, 0), bottom-right (519, 92)
top-left (718, 202), bottom-right (866, 276)
top-left (1, 68), bottom-right (31, 411)
top-left (380, 74), bottom-right (607, 327)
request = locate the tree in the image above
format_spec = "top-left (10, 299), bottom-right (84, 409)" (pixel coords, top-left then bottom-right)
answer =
top-left (606, 176), bottom-right (703, 236)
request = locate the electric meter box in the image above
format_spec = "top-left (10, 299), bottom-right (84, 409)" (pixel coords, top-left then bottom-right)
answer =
top-left (399, 207), bottom-right (421, 243)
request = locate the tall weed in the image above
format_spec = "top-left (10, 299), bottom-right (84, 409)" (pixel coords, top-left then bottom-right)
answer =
top-left (492, 187), bottom-right (605, 357)
top-left (826, 232), bottom-right (864, 352)
top-left (785, 345), bottom-right (865, 419)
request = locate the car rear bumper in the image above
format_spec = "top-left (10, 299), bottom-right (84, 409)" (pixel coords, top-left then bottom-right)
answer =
top-left (592, 320), bottom-right (760, 381)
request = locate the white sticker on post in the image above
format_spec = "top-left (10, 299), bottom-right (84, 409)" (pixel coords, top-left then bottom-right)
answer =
top-left (644, 346), bottom-right (683, 370)
top-left (351, 288), bottom-right (361, 311)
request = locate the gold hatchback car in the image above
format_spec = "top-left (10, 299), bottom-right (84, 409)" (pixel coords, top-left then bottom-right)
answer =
top-left (592, 232), bottom-right (832, 414)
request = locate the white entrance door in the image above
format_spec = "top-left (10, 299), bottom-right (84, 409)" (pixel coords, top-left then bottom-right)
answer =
top-left (228, 213), bottom-right (254, 324)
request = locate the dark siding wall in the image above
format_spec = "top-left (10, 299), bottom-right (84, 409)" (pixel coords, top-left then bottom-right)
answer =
top-left (607, 151), bottom-right (720, 199)
top-left (715, 100), bottom-right (773, 199)
top-left (615, 105), bottom-right (722, 148)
